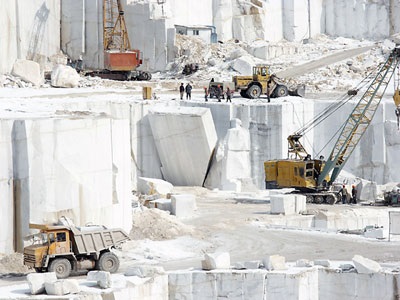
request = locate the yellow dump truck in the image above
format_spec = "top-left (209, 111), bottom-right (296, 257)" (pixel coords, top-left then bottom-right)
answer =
top-left (24, 222), bottom-right (130, 278)
top-left (233, 65), bottom-right (305, 99)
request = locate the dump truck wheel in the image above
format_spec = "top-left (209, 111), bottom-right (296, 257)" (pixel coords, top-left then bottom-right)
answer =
top-left (246, 85), bottom-right (261, 99)
top-left (97, 252), bottom-right (119, 273)
top-left (240, 90), bottom-right (247, 98)
top-left (274, 85), bottom-right (289, 97)
top-left (48, 258), bottom-right (71, 279)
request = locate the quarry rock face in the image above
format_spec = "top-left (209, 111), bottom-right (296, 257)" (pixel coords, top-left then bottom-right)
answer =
top-left (148, 106), bottom-right (217, 186)
top-left (8, 117), bottom-right (132, 252)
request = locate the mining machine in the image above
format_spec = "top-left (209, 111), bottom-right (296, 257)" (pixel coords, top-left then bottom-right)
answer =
top-left (233, 65), bottom-right (305, 99)
top-left (89, 0), bottom-right (151, 81)
top-left (264, 46), bottom-right (400, 204)
top-left (24, 217), bottom-right (129, 279)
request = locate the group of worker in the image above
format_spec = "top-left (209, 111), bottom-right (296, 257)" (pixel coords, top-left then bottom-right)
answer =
top-left (178, 82), bottom-right (232, 103)
top-left (340, 185), bottom-right (357, 204)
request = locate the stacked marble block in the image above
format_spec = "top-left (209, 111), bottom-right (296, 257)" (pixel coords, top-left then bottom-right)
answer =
top-left (270, 194), bottom-right (307, 215)
top-left (149, 194), bottom-right (197, 218)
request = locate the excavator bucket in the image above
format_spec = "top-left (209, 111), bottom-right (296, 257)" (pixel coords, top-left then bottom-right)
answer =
top-left (289, 84), bottom-right (306, 97)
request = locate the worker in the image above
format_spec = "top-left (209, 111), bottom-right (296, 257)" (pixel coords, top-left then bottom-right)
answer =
top-left (226, 87), bottom-right (232, 103)
top-left (351, 185), bottom-right (357, 204)
top-left (340, 185), bottom-right (348, 204)
top-left (204, 87), bottom-right (208, 102)
top-left (395, 105), bottom-right (400, 130)
top-left (266, 78), bottom-right (272, 103)
top-left (185, 83), bottom-right (192, 100)
top-left (216, 85), bottom-right (222, 102)
top-left (179, 83), bottom-right (184, 100)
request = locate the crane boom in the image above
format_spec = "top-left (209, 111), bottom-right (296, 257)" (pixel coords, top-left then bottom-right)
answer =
top-left (103, 0), bottom-right (131, 51)
top-left (318, 47), bottom-right (400, 185)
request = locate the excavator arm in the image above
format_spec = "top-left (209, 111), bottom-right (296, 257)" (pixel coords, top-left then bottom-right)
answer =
top-left (317, 47), bottom-right (400, 186)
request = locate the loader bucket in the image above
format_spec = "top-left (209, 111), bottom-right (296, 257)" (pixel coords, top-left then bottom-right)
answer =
top-left (289, 84), bottom-right (306, 97)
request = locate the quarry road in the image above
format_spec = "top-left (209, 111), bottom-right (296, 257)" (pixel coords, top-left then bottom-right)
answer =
top-left (153, 187), bottom-right (400, 271)
top-left (276, 45), bottom-right (375, 79)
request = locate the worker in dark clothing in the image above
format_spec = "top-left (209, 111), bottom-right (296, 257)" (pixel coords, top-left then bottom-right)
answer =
top-left (179, 83), bottom-right (184, 100)
top-left (395, 105), bottom-right (400, 130)
top-left (216, 85), bottom-right (222, 102)
top-left (340, 185), bottom-right (348, 204)
top-left (351, 185), bottom-right (357, 204)
top-left (185, 83), bottom-right (192, 100)
top-left (226, 87), bottom-right (232, 103)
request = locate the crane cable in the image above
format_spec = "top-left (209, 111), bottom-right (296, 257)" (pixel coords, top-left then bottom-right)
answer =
top-left (294, 64), bottom-right (381, 139)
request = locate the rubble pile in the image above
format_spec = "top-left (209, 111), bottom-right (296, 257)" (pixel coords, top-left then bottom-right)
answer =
top-left (129, 207), bottom-right (194, 240)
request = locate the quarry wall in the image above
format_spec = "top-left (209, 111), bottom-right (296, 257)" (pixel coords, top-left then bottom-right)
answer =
top-left (2, 0), bottom-right (400, 73)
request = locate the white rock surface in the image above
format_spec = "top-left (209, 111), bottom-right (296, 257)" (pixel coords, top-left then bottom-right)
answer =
top-left (270, 194), bottom-right (297, 215)
top-left (44, 279), bottom-right (80, 296)
top-left (202, 252), bottom-right (231, 270)
top-left (148, 106), bottom-right (217, 186)
top-left (11, 118), bottom-right (132, 251)
top-left (149, 198), bottom-right (172, 213)
top-left (171, 194), bottom-right (196, 218)
top-left (137, 177), bottom-right (173, 196)
top-left (51, 64), bottom-right (80, 88)
top-left (205, 118), bottom-right (252, 192)
top-left (87, 271), bottom-right (112, 289)
top-left (27, 272), bottom-right (57, 295)
top-left (11, 59), bottom-right (42, 86)
top-left (125, 266), bottom-right (165, 278)
top-left (314, 260), bottom-right (331, 268)
top-left (352, 255), bottom-right (382, 274)
top-left (263, 255), bottom-right (287, 271)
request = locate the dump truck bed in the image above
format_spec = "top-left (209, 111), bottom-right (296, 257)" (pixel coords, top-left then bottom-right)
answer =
top-left (71, 226), bottom-right (130, 255)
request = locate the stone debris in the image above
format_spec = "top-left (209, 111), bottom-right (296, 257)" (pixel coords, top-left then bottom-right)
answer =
top-left (364, 226), bottom-right (385, 239)
top-left (124, 266), bottom-right (165, 278)
top-left (339, 263), bottom-right (356, 273)
top-left (11, 59), bottom-right (43, 87)
top-left (202, 252), bottom-right (231, 270)
top-left (148, 198), bottom-right (172, 213)
top-left (233, 260), bottom-right (261, 270)
top-left (137, 177), bottom-right (174, 196)
top-left (44, 279), bottom-right (80, 296)
top-left (51, 64), bottom-right (81, 88)
top-left (352, 255), bottom-right (382, 274)
top-left (27, 272), bottom-right (57, 295)
top-left (128, 206), bottom-right (193, 240)
top-left (263, 255), bottom-right (287, 271)
top-left (314, 259), bottom-right (331, 268)
top-left (87, 271), bottom-right (111, 289)
top-left (295, 259), bottom-right (314, 267)
top-left (171, 194), bottom-right (197, 218)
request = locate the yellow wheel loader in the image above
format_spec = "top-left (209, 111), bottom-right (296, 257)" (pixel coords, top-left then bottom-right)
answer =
top-left (233, 65), bottom-right (305, 99)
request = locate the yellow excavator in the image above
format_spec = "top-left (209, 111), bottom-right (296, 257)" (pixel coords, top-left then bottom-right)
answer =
top-left (264, 46), bottom-right (400, 204)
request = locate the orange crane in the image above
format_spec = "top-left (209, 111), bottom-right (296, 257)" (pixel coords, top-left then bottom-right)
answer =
top-left (91, 0), bottom-right (151, 81)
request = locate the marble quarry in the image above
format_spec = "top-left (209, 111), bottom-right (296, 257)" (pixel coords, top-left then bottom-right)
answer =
top-left (1, 93), bottom-right (399, 254)
top-left (2, 0), bottom-right (400, 73)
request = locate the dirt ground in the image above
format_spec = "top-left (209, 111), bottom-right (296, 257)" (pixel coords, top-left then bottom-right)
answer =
top-left (118, 187), bottom-right (400, 272)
